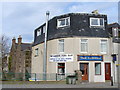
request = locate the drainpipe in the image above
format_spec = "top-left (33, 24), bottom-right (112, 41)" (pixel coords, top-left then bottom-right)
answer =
top-left (118, 43), bottom-right (120, 90)
top-left (43, 11), bottom-right (50, 81)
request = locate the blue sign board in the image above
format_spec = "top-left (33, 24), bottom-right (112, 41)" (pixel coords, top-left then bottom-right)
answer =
top-left (78, 55), bottom-right (103, 61)
top-left (113, 55), bottom-right (117, 61)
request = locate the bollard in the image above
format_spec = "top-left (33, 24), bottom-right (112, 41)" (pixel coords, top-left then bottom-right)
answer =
top-left (111, 76), bottom-right (113, 86)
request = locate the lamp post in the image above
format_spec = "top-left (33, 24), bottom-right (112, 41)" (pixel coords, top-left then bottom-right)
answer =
top-left (43, 11), bottom-right (50, 80)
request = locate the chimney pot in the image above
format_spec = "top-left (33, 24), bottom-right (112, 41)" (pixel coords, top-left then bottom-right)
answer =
top-left (12, 37), bottom-right (16, 44)
top-left (18, 35), bottom-right (22, 44)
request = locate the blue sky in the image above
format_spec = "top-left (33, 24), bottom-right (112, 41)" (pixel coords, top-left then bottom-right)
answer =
top-left (1, 2), bottom-right (119, 43)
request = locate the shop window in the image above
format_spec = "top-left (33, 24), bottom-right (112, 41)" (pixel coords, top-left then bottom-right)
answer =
top-left (58, 39), bottom-right (64, 53)
top-left (58, 63), bottom-right (65, 75)
top-left (57, 17), bottom-right (70, 28)
top-left (81, 39), bottom-right (88, 53)
top-left (90, 18), bottom-right (104, 27)
top-left (95, 63), bottom-right (101, 75)
top-left (100, 40), bottom-right (107, 54)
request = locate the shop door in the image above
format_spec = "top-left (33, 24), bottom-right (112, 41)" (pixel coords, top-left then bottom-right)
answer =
top-left (105, 63), bottom-right (111, 80)
top-left (80, 63), bottom-right (88, 80)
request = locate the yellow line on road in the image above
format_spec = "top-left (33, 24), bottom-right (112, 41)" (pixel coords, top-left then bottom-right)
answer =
top-left (116, 64), bottom-right (120, 66)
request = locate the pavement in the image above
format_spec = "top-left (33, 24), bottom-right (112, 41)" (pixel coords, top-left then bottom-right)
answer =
top-left (1, 82), bottom-right (119, 88)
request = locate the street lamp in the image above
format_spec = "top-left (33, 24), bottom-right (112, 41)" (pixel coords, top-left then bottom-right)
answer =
top-left (43, 11), bottom-right (50, 81)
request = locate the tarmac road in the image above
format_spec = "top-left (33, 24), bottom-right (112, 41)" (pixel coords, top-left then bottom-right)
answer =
top-left (1, 82), bottom-right (118, 88)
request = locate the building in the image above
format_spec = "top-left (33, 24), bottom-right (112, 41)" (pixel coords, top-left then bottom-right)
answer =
top-left (107, 23), bottom-right (120, 83)
top-left (10, 36), bottom-right (32, 80)
top-left (31, 12), bottom-right (119, 82)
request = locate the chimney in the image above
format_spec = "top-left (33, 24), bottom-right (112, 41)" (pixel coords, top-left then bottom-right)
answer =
top-left (12, 37), bottom-right (16, 44)
top-left (18, 35), bottom-right (22, 44)
top-left (92, 10), bottom-right (99, 14)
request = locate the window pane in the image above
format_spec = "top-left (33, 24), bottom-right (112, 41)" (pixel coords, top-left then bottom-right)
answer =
top-left (91, 19), bottom-right (98, 25)
top-left (43, 26), bottom-right (46, 33)
top-left (59, 39), bottom-right (64, 52)
top-left (80, 64), bottom-right (84, 74)
top-left (100, 18), bottom-right (104, 25)
top-left (95, 63), bottom-right (101, 75)
top-left (81, 39), bottom-right (87, 52)
top-left (59, 19), bottom-right (65, 26)
top-left (66, 18), bottom-right (69, 25)
top-left (101, 40), bottom-right (107, 53)
top-left (58, 63), bottom-right (65, 74)
top-left (35, 48), bottom-right (38, 56)
top-left (37, 29), bottom-right (41, 36)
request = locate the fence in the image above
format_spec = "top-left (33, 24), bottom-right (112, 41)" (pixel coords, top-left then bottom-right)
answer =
top-left (0, 73), bottom-right (75, 81)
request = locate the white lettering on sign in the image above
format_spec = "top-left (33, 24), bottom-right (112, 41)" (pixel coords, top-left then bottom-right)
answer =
top-left (49, 54), bottom-right (73, 62)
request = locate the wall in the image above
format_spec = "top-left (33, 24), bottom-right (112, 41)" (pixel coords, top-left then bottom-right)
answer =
top-left (31, 37), bottom-right (113, 82)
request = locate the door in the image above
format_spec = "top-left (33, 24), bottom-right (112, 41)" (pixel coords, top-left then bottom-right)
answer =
top-left (105, 63), bottom-right (111, 80)
top-left (80, 63), bottom-right (88, 80)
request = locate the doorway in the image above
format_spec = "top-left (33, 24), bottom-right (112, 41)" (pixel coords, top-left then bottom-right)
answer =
top-left (105, 63), bottom-right (111, 80)
top-left (80, 63), bottom-right (89, 80)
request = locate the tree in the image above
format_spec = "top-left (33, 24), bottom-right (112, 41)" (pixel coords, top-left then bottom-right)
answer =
top-left (0, 35), bottom-right (10, 80)
top-left (0, 35), bottom-right (10, 58)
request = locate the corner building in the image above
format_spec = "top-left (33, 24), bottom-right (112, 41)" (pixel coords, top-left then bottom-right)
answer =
top-left (32, 13), bottom-right (117, 82)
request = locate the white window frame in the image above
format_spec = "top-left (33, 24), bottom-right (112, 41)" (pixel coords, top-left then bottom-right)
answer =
top-left (57, 17), bottom-right (70, 28)
top-left (58, 39), bottom-right (64, 53)
top-left (80, 39), bottom-right (88, 53)
top-left (37, 29), bottom-right (41, 36)
top-left (100, 40), bottom-right (107, 54)
top-left (90, 18), bottom-right (104, 27)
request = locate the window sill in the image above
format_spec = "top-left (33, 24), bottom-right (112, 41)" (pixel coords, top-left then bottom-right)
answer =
top-left (90, 26), bottom-right (104, 28)
top-left (100, 52), bottom-right (107, 55)
top-left (57, 25), bottom-right (70, 29)
top-left (80, 52), bottom-right (88, 54)
top-left (95, 74), bottom-right (101, 75)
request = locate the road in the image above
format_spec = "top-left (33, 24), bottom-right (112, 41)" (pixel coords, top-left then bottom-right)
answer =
top-left (1, 82), bottom-right (118, 88)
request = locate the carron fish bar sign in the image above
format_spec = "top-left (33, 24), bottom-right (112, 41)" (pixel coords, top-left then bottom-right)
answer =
top-left (78, 55), bottom-right (103, 61)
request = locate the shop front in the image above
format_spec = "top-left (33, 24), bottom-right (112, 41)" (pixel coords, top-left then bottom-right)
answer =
top-left (78, 55), bottom-right (107, 82)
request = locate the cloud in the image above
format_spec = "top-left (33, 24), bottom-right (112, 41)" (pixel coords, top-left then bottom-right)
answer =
top-left (2, 2), bottom-right (70, 42)
top-left (68, 2), bottom-right (118, 23)
top-left (2, 2), bottom-right (118, 43)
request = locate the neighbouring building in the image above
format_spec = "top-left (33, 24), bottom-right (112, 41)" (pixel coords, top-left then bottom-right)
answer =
top-left (107, 23), bottom-right (120, 83)
top-left (10, 35), bottom-right (32, 80)
top-left (31, 12), bottom-right (119, 82)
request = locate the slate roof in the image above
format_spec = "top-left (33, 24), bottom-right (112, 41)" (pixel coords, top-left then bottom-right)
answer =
top-left (33, 12), bottom-right (108, 46)
top-left (108, 23), bottom-right (120, 28)
top-left (15, 43), bottom-right (32, 51)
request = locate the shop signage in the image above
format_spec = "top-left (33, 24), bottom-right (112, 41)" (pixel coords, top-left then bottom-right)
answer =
top-left (49, 54), bottom-right (73, 62)
top-left (78, 55), bottom-right (103, 61)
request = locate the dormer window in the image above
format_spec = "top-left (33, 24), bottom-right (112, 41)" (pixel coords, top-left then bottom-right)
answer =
top-left (57, 17), bottom-right (70, 28)
top-left (90, 18), bottom-right (104, 27)
top-left (37, 29), bottom-right (41, 36)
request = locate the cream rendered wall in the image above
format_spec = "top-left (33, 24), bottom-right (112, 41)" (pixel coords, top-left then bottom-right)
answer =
top-left (31, 37), bottom-right (113, 82)
top-left (31, 44), bottom-right (44, 74)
